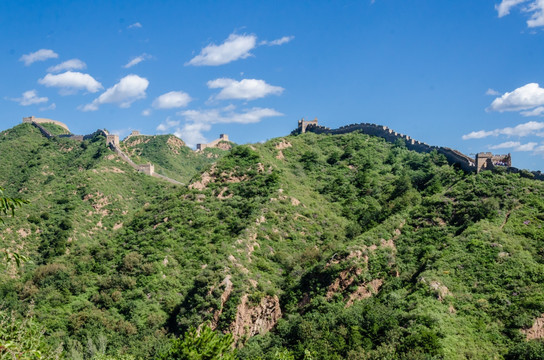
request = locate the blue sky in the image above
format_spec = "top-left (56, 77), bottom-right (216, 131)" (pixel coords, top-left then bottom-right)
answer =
top-left (3, 1), bottom-right (544, 170)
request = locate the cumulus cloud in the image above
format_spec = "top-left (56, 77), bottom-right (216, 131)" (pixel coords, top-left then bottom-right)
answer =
top-left (496, 0), bottom-right (544, 27)
top-left (39, 71), bottom-right (102, 94)
top-left (142, 109), bottom-right (151, 116)
top-left (156, 105), bottom-right (282, 147)
top-left (152, 91), bottom-right (192, 109)
top-left (47, 59), bottom-right (86, 73)
top-left (124, 53), bottom-right (152, 68)
top-left (82, 74), bottom-right (148, 111)
top-left (260, 36), bottom-right (294, 46)
top-left (128, 22), bottom-right (142, 29)
top-left (187, 34), bottom-right (257, 66)
top-left (488, 83), bottom-right (544, 113)
top-left (19, 49), bottom-right (58, 66)
top-left (11, 90), bottom-right (48, 106)
top-left (462, 121), bottom-right (544, 140)
top-left (207, 78), bottom-right (284, 100)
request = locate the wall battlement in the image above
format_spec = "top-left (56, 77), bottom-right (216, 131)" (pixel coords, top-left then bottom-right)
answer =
top-left (293, 118), bottom-right (525, 176)
top-left (196, 134), bottom-right (230, 151)
top-left (23, 116), bottom-right (70, 132)
top-left (23, 116), bottom-right (182, 185)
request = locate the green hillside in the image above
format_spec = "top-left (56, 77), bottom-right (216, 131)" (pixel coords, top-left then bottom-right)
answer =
top-left (119, 134), bottom-right (229, 184)
top-left (1, 124), bottom-right (544, 359)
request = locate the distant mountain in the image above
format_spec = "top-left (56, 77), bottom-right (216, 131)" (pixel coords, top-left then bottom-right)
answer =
top-left (1, 122), bottom-right (543, 359)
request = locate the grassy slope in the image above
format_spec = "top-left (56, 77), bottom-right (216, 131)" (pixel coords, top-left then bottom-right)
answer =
top-left (1, 126), bottom-right (543, 358)
top-left (119, 135), bottom-right (228, 184)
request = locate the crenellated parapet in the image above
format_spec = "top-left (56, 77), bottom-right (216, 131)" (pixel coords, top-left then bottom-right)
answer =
top-left (196, 134), bottom-right (231, 151)
top-left (23, 116), bottom-right (70, 132)
top-left (23, 116), bottom-right (181, 185)
top-left (293, 118), bottom-right (482, 172)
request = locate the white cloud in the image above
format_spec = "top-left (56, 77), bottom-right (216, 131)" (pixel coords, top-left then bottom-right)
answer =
top-left (47, 59), bottom-right (86, 73)
top-left (187, 34), bottom-right (257, 66)
top-left (124, 53), bottom-right (152, 68)
top-left (463, 121), bottom-right (544, 139)
top-left (496, 0), bottom-right (528, 17)
top-left (40, 103), bottom-right (56, 111)
top-left (19, 49), bottom-right (58, 66)
top-left (488, 83), bottom-right (544, 112)
top-left (176, 122), bottom-right (210, 147)
top-left (156, 118), bottom-right (181, 132)
top-left (152, 91), bottom-right (192, 109)
top-left (156, 105), bottom-right (282, 147)
top-left (496, 0), bottom-right (544, 27)
top-left (39, 71), bottom-right (102, 94)
top-left (489, 141), bottom-right (537, 151)
top-left (527, 0), bottom-right (544, 27)
top-left (142, 109), bottom-right (151, 116)
top-left (82, 74), bottom-right (148, 111)
top-left (260, 36), bottom-right (294, 46)
top-left (128, 22), bottom-right (142, 29)
top-left (521, 106), bottom-right (544, 116)
top-left (207, 78), bottom-right (284, 101)
top-left (11, 90), bottom-right (48, 106)
top-left (489, 141), bottom-right (521, 149)
top-left (486, 88), bottom-right (500, 96)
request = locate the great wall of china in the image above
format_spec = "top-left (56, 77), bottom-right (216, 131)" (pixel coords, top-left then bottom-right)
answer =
top-left (23, 116), bottom-right (182, 185)
top-left (22, 116), bottom-right (544, 183)
top-left (293, 118), bottom-right (544, 180)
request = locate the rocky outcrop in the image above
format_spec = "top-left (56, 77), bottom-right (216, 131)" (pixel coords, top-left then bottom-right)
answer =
top-left (230, 294), bottom-right (282, 341)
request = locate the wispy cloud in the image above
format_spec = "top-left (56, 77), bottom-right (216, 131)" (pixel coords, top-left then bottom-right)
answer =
top-left (486, 88), bottom-right (500, 96)
top-left (40, 103), bottom-right (56, 111)
top-left (187, 33), bottom-right (257, 66)
top-left (489, 141), bottom-right (538, 151)
top-left (462, 121), bottom-right (544, 140)
top-left (20, 49), bottom-right (58, 66)
top-left (496, 0), bottom-right (544, 27)
top-left (11, 90), bottom-right (48, 106)
top-left (47, 59), bottom-right (86, 73)
top-left (156, 105), bottom-right (282, 147)
top-left (207, 78), bottom-right (284, 100)
top-left (123, 53), bottom-right (152, 68)
top-left (128, 22), bottom-right (142, 29)
top-left (39, 71), bottom-right (103, 94)
top-left (260, 36), bottom-right (294, 46)
top-left (152, 91), bottom-right (192, 109)
top-left (81, 74), bottom-right (148, 111)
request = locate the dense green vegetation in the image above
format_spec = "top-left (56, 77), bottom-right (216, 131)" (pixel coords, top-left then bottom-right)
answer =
top-left (119, 134), bottom-right (230, 183)
top-left (1, 123), bottom-right (544, 359)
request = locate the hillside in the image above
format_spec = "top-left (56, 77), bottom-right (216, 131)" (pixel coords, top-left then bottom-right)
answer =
top-left (119, 134), bottom-right (229, 184)
top-left (1, 124), bottom-right (544, 359)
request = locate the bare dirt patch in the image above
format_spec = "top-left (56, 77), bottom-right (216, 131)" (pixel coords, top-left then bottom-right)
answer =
top-left (346, 279), bottom-right (383, 307)
top-left (523, 314), bottom-right (544, 340)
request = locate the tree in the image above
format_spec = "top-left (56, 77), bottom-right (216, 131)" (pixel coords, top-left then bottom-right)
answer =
top-left (157, 325), bottom-right (236, 360)
top-left (0, 186), bottom-right (29, 267)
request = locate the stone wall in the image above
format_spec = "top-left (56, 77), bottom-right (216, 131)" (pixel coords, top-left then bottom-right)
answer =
top-left (23, 116), bottom-right (70, 132)
top-left (24, 117), bottom-right (182, 185)
top-left (294, 119), bottom-right (478, 173)
top-left (196, 134), bottom-right (230, 151)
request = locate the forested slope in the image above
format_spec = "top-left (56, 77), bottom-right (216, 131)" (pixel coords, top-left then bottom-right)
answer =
top-left (1, 125), bottom-right (544, 359)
